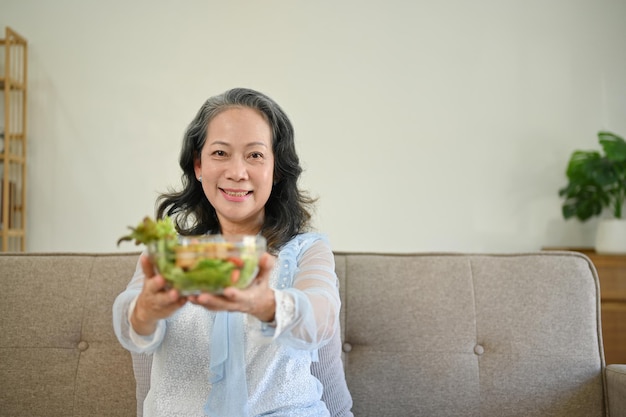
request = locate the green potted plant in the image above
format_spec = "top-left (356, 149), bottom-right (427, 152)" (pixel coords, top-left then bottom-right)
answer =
top-left (559, 130), bottom-right (626, 254)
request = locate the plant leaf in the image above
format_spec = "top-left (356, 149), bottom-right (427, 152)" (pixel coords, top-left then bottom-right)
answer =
top-left (559, 130), bottom-right (626, 221)
top-left (599, 131), bottom-right (626, 162)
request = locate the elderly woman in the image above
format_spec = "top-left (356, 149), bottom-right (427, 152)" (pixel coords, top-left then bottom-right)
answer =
top-left (113, 88), bottom-right (353, 417)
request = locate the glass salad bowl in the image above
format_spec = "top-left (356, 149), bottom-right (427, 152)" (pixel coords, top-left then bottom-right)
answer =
top-left (147, 234), bottom-right (266, 295)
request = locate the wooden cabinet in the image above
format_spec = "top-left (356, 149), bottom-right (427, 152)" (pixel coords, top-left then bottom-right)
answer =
top-left (0, 27), bottom-right (27, 252)
top-left (544, 247), bottom-right (626, 365)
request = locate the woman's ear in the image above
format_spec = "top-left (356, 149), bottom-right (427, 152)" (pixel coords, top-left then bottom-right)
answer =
top-left (193, 152), bottom-right (202, 180)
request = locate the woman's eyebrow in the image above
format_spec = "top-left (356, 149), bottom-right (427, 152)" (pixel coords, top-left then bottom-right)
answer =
top-left (207, 140), bottom-right (230, 147)
top-left (207, 141), bottom-right (268, 148)
top-left (246, 141), bottom-right (268, 148)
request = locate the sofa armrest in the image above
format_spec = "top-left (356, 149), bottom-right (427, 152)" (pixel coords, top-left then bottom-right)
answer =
top-left (607, 364), bottom-right (626, 417)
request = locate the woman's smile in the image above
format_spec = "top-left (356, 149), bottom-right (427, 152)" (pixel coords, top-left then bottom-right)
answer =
top-left (221, 188), bottom-right (252, 201)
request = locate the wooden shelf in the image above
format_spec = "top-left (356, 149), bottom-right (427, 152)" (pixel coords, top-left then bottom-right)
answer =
top-left (0, 77), bottom-right (26, 90)
top-left (544, 247), bottom-right (626, 365)
top-left (1, 26), bottom-right (28, 252)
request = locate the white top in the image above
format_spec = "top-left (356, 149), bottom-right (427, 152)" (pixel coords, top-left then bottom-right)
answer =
top-left (113, 233), bottom-right (340, 417)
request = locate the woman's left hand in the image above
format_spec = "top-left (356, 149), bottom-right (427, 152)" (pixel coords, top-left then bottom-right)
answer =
top-left (188, 252), bottom-right (277, 322)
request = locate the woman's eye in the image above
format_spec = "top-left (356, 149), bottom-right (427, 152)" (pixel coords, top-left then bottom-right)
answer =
top-left (249, 152), bottom-right (263, 159)
top-left (212, 150), bottom-right (227, 157)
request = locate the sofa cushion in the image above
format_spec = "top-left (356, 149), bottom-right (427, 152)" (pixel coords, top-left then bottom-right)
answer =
top-left (336, 252), bottom-right (605, 417)
top-left (0, 253), bottom-right (139, 417)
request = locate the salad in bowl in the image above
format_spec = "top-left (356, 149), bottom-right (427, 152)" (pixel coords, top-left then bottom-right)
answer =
top-left (118, 217), bottom-right (266, 295)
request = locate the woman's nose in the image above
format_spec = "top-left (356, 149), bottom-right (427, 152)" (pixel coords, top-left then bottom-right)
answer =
top-left (225, 158), bottom-right (249, 181)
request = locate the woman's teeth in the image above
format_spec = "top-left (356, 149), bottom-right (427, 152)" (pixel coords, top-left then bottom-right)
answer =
top-left (225, 190), bottom-right (248, 197)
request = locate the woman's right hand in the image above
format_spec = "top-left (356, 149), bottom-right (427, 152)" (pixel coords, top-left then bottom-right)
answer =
top-left (130, 254), bottom-right (188, 336)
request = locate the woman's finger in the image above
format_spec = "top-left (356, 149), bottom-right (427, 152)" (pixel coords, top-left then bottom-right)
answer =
top-left (140, 255), bottom-right (156, 278)
top-left (258, 252), bottom-right (275, 274)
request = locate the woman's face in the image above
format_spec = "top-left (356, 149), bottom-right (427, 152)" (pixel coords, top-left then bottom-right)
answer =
top-left (194, 106), bottom-right (274, 235)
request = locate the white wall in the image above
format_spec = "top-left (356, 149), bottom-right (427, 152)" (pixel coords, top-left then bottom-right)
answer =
top-left (1, 0), bottom-right (625, 253)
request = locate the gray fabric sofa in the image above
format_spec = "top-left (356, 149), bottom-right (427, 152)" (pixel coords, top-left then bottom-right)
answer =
top-left (1, 251), bottom-right (626, 417)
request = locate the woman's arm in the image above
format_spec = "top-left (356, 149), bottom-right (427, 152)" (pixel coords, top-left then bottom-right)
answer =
top-left (271, 238), bottom-right (341, 350)
top-left (112, 252), bottom-right (177, 353)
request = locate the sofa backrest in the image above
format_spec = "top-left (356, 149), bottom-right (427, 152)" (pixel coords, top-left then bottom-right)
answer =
top-left (333, 252), bottom-right (606, 417)
top-left (0, 251), bottom-right (607, 417)
top-left (0, 252), bottom-right (140, 417)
